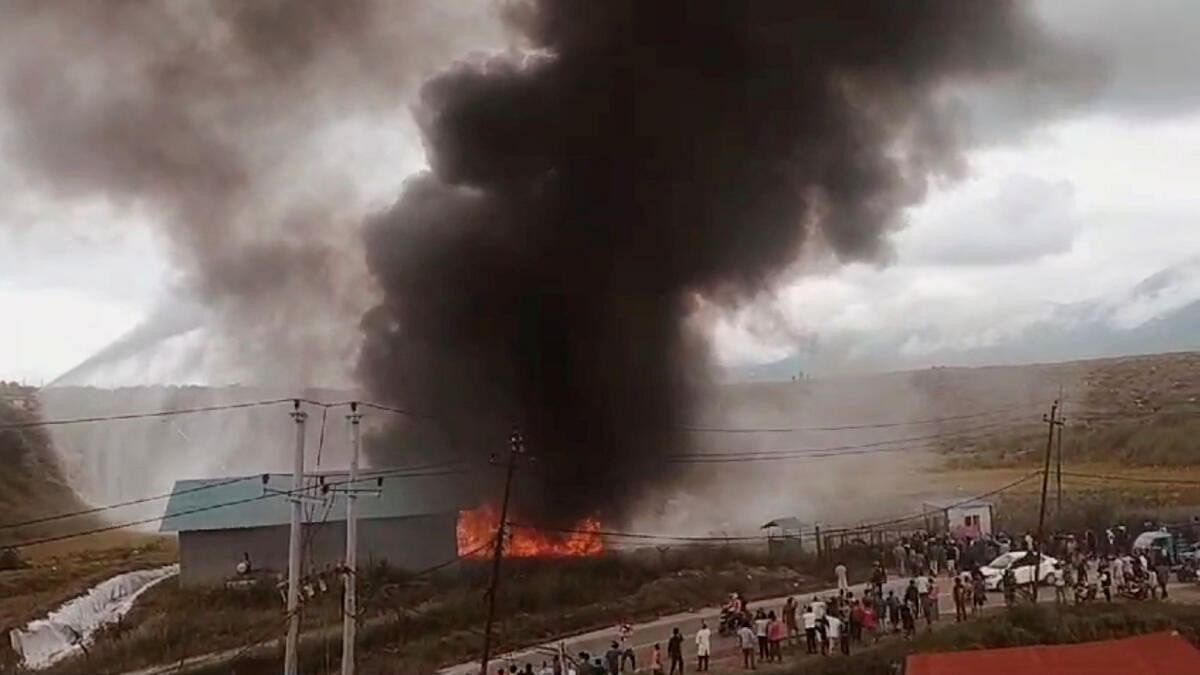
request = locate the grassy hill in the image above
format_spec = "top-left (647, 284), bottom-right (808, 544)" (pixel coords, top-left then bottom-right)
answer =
top-left (710, 351), bottom-right (1200, 468)
top-left (0, 384), bottom-right (90, 546)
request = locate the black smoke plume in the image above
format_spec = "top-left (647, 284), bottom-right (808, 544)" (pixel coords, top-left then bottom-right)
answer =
top-left (359, 1), bottom-right (1082, 522)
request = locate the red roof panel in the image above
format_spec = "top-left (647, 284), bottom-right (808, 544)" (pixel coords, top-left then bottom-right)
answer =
top-left (906, 631), bottom-right (1200, 675)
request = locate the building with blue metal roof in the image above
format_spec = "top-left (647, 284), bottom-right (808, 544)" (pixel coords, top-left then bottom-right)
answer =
top-left (160, 471), bottom-right (470, 586)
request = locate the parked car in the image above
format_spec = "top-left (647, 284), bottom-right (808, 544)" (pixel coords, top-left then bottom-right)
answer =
top-left (980, 551), bottom-right (1059, 590)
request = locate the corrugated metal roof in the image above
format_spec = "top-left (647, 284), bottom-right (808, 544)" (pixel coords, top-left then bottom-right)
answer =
top-left (906, 631), bottom-right (1200, 675)
top-left (159, 471), bottom-right (471, 533)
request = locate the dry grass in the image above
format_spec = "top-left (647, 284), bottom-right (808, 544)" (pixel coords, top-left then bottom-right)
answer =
top-left (41, 550), bottom-right (820, 675)
top-left (0, 540), bottom-right (178, 672)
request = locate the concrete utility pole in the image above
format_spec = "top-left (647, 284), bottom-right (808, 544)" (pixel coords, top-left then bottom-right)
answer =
top-left (284, 400), bottom-right (308, 675)
top-left (342, 402), bottom-right (363, 675)
top-left (1032, 400), bottom-right (1063, 602)
top-left (1056, 399), bottom-right (1066, 525)
top-left (479, 426), bottom-right (524, 675)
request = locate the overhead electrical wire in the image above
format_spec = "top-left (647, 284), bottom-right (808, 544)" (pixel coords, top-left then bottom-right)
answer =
top-left (678, 400), bottom-right (1048, 433)
top-left (2, 463), bottom-right (476, 549)
top-left (0, 397), bottom-right (301, 430)
top-left (666, 418), bottom-right (1044, 463)
top-left (509, 470), bottom-right (1044, 544)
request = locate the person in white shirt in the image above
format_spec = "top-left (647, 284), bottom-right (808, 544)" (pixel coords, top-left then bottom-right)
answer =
top-left (737, 623), bottom-right (756, 670)
top-left (695, 621), bottom-right (712, 672)
top-left (810, 596), bottom-right (826, 620)
top-left (835, 562), bottom-right (849, 595)
top-left (753, 610), bottom-right (769, 661)
top-left (801, 607), bottom-right (817, 654)
top-left (827, 614), bottom-right (847, 655)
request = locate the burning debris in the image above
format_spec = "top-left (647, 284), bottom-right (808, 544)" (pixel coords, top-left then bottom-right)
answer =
top-left (457, 506), bottom-right (602, 559)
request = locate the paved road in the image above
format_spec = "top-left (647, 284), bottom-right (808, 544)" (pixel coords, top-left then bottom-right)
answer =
top-left (441, 579), bottom-right (1193, 674)
top-left (441, 579), bottom-right (906, 674)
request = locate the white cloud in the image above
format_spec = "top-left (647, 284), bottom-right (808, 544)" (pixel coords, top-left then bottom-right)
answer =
top-left (715, 111), bottom-right (1200, 371)
top-left (0, 288), bottom-right (143, 384)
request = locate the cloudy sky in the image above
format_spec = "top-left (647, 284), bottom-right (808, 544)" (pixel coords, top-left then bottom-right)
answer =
top-left (1, 0), bottom-right (1198, 385)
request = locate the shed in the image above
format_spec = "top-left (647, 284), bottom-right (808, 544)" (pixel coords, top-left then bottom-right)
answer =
top-left (762, 517), bottom-right (810, 557)
top-left (922, 498), bottom-right (993, 540)
top-left (160, 471), bottom-right (469, 586)
top-left (906, 631), bottom-right (1200, 675)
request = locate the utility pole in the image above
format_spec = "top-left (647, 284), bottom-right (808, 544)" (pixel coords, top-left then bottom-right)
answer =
top-left (341, 402), bottom-right (362, 675)
top-left (1056, 400), bottom-right (1065, 526)
top-left (479, 426), bottom-right (524, 675)
top-left (1031, 400), bottom-right (1062, 603)
top-left (284, 400), bottom-right (307, 675)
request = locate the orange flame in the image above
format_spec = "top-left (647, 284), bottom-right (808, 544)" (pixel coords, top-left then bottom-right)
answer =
top-left (457, 505), bottom-right (603, 558)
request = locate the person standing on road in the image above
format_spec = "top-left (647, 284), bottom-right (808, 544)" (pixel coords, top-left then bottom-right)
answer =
top-left (753, 609), bottom-right (769, 661)
top-left (971, 571), bottom-right (987, 613)
top-left (1155, 559), bottom-right (1170, 599)
top-left (694, 621), bottom-right (711, 672)
top-left (871, 561), bottom-right (887, 598)
top-left (953, 577), bottom-right (968, 622)
top-left (605, 643), bottom-right (621, 675)
top-left (827, 612), bottom-right (847, 656)
top-left (616, 620), bottom-right (635, 672)
top-left (737, 622), bottom-right (756, 670)
top-left (1053, 564), bottom-right (1069, 606)
top-left (894, 541), bottom-right (908, 576)
top-left (835, 561), bottom-right (849, 596)
top-left (648, 644), bottom-right (664, 675)
top-left (767, 610), bottom-right (785, 662)
top-left (783, 596), bottom-right (799, 646)
top-left (886, 590), bottom-right (901, 633)
top-left (862, 602), bottom-right (879, 644)
top-left (801, 605), bottom-right (817, 654)
top-left (667, 628), bottom-right (684, 675)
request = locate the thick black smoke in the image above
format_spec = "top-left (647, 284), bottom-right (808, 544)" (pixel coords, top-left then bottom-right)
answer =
top-left (359, 1), bottom-right (1082, 522)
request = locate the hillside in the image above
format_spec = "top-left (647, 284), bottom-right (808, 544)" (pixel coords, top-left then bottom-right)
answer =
top-left (707, 351), bottom-right (1200, 468)
top-left (0, 384), bottom-right (90, 546)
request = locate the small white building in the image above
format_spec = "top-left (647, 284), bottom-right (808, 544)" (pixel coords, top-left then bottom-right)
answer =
top-left (922, 499), bottom-right (993, 540)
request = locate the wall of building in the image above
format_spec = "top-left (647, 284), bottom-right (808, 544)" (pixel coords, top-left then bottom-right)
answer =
top-left (947, 504), bottom-right (993, 538)
top-left (177, 513), bottom-right (459, 586)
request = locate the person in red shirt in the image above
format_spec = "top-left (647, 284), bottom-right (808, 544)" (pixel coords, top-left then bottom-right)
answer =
top-left (862, 604), bottom-right (879, 644)
top-left (849, 601), bottom-right (866, 644)
top-left (767, 611), bottom-right (785, 662)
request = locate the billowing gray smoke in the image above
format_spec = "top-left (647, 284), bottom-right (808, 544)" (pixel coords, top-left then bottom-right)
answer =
top-left (0, 0), bottom-right (501, 385)
top-left (358, 1), bottom-right (1085, 522)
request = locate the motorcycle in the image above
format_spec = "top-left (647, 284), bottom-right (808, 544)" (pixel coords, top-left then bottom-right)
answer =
top-left (718, 608), bottom-right (742, 637)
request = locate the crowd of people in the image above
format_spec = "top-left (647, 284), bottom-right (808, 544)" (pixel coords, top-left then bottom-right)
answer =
top-left (494, 522), bottom-right (1194, 674)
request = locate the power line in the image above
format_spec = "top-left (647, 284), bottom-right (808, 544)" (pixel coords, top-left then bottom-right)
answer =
top-left (666, 419), bottom-right (1040, 463)
top-left (0, 396), bottom-right (444, 432)
top-left (823, 470), bottom-right (1045, 535)
top-left (0, 476), bottom-right (253, 532)
top-left (678, 401), bottom-right (1047, 433)
top-left (510, 471), bottom-right (1043, 544)
top-left (1059, 471), bottom-right (1200, 487)
top-left (0, 397), bottom-right (301, 430)
top-left (3, 465), bottom-right (475, 550)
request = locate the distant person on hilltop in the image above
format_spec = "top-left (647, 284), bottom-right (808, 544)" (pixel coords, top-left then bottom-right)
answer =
top-left (835, 561), bottom-right (849, 595)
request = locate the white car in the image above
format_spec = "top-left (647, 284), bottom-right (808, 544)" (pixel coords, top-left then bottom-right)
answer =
top-left (980, 551), bottom-right (1060, 590)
